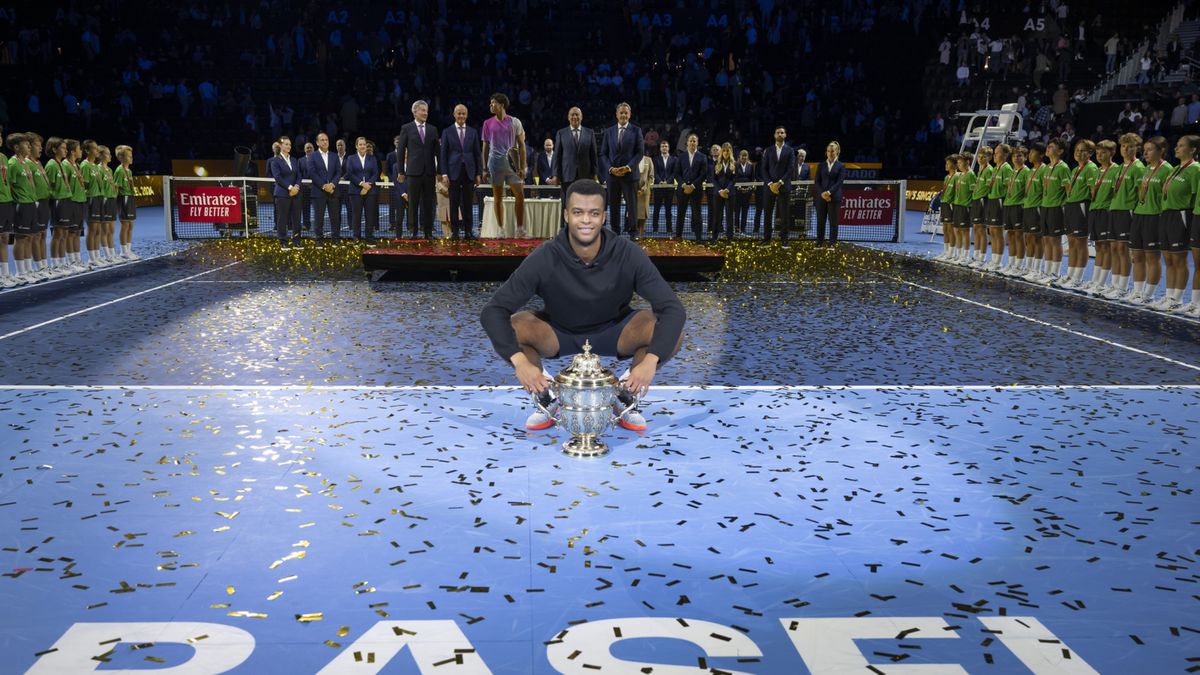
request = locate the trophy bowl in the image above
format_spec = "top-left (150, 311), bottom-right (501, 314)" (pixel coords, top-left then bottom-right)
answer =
top-left (531, 341), bottom-right (637, 458)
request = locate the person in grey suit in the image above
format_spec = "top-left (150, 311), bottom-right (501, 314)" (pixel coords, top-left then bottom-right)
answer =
top-left (550, 107), bottom-right (599, 222)
top-left (396, 99), bottom-right (440, 238)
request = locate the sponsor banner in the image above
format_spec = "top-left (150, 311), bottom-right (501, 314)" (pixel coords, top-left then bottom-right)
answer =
top-left (839, 187), bottom-right (896, 225)
top-left (176, 185), bottom-right (242, 223)
top-left (905, 179), bottom-right (946, 211)
top-left (132, 175), bottom-right (165, 207)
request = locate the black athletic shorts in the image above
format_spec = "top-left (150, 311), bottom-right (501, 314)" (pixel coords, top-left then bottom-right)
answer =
top-left (1064, 202), bottom-right (1088, 237)
top-left (87, 196), bottom-right (104, 220)
top-left (0, 202), bottom-right (13, 234)
top-left (54, 199), bottom-right (73, 227)
top-left (103, 197), bottom-right (119, 221)
top-left (36, 199), bottom-right (51, 226)
top-left (969, 198), bottom-right (986, 225)
top-left (1087, 209), bottom-right (1109, 242)
top-left (940, 201), bottom-right (953, 225)
top-left (1041, 205), bottom-right (1065, 237)
top-left (1159, 209), bottom-right (1189, 252)
top-left (1191, 212), bottom-right (1200, 249)
top-left (14, 202), bottom-right (39, 235)
top-left (1022, 206), bottom-right (1042, 234)
top-left (1002, 204), bottom-right (1022, 230)
top-left (1129, 213), bottom-right (1158, 250)
top-left (69, 201), bottom-right (86, 229)
top-left (119, 195), bottom-right (137, 220)
top-left (1109, 209), bottom-right (1132, 242)
top-left (984, 198), bottom-right (1003, 226)
top-left (540, 309), bottom-right (640, 360)
top-left (953, 203), bottom-right (970, 229)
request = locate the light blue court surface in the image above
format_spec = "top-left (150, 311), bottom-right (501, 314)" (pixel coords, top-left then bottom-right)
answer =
top-left (0, 217), bottom-right (1198, 673)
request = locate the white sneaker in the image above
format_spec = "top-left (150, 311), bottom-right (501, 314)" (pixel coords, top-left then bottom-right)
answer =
top-left (1102, 287), bottom-right (1127, 301)
top-left (0, 276), bottom-right (17, 289)
top-left (1171, 302), bottom-right (1195, 315)
top-left (1148, 296), bottom-right (1177, 312)
top-left (1187, 303), bottom-right (1200, 317)
top-left (126, 251), bottom-right (141, 260)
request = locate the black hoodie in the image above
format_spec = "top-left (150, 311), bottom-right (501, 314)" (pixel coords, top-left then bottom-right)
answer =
top-left (480, 228), bottom-right (686, 362)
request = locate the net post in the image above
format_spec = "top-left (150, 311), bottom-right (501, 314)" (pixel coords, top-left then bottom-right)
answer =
top-left (897, 179), bottom-right (907, 243)
top-left (163, 176), bottom-right (174, 240)
top-left (241, 178), bottom-right (251, 239)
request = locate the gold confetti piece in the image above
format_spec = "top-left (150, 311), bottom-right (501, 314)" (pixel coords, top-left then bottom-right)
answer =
top-left (186, 635), bottom-right (209, 644)
top-left (213, 526), bottom-right (231, 533)
top-left (296, 613), bottom-right (324, 623)
top-left (215, 511), bottom-right (239, 519)
top-left (226, 586), bottom-right (236, 595)
top-left (226, 611), bottom-right (268, 619)
top-left (172, 531), bottom-right (194, 538)
top-left (337, 626), bottom-right (350, 637)
top-left (145, 657), bottom-right (166, 664)
top-left (267, 591), bottom-right (283, 601)
top-left (324, 640), bottom-right (342, 648)
top-left (210, 603), bottom-right (231, 609)
top-left (278, 575), bottom-right (298, 583)
top-left (299, 522), bottom-right (315, 528)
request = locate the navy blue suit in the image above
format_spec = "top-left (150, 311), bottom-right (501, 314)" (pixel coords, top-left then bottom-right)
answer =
top-left (536, 152), bottom-right (556, 186)
top-left (298, 155), bottom-right (313, 232)
top-left (760, 143), bottom-right (796, 241)
top-left (552, 125), bottom-right (600, 225)
top-left (345, 152), bottom-right (380, 239)
top-left (385, 149), bottom-right (407, 235)
top-left (268, 154), bottom-right (301, 243)
top-left (711, 164), bottom-right (736, 240)
top-left (600, 123), bottom-right (642, 235)
top-left (397, 120), bottom-right (440, 237)
top-left (651, 152), bottom-right (674, 232)
top-left (674, 151), bottom-right (707, 239)
top-left (307, 150), bottom-right (342, 239)
top-left (439, 124), bottom-right (481, 238)
top-left (814, 159), bottom-right (846, 244)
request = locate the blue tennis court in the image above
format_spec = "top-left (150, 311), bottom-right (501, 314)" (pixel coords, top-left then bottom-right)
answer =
top-left (2, 231), bottom-right (1198, 673)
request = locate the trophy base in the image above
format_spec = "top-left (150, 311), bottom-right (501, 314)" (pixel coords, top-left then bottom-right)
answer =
top-left (562, 435), bottom-right (609, 458)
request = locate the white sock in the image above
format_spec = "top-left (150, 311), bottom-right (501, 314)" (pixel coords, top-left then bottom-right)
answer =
top-left (1168, 288), bottom-right (1183, 302)
top-left (88, 249), bottom-right (99, 261)
top-left (1132, 281), bottom-right (1144, 296)
top-left (1142, 285), bottom-right (1156, 301)
top-left (1114, 275), bottom-right (1128, 292)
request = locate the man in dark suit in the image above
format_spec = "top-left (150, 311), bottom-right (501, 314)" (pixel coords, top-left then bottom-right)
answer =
top-left (760, 126), bottom-right (796, 243)
top-left (396, 99), bottom-right (440, 238)
top-left (674, 133), bottom-right (706, 240)
top-left (792, 147), bottom-right (811, 238)
top-left (551, 106), bottom-right (599, 221)
top-left (599, 102), bottom-right (642, 238)
top-left (734, 148), bottom-right (756, 233)
top-left (299, 142), bottom-right (314, 236)
top-left (536, 138), bottom-right (556, 187)
top-left (814, 141), bottom-right (846, 246)
top-left (439, 103), bottom-right (482, 239)
top-left (309, 132), bottom-right (342, 241)
top-left (650, 140), bottom-right (674, 233)
top-left (344, 136), bottom-right (380, 240)
top-left (385, 135), bottom-right (409, 237)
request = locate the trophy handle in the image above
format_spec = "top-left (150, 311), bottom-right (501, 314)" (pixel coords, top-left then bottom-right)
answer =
top-left (611, 392), bottom-right (640, 426)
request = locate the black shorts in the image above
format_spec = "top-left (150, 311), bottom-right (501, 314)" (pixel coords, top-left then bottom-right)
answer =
top-left (1040, 205), bottom-right (1065, 237)
top-left (1022, 206), bottom-right (1042, 234)
top-left (969, 198), bottom-right (986, 225)
top-left (0, 202), bottom-right (13, 234)
top-left (103, 197), bottom-right (119, 221)
top-left (940, 201), bottom-right (953, 225)
top-left (69, 201), bottom-right (87, 229)
top-left (984, 198), bottom-right (1003, 226)
top-left (1192, 212), bottom-right (1200, 249)
top-left (36, 199), bottom-right (51, 226)
top-left (87, 196), bottom-right (104, 220)
top-left (1002, 204), bottom-right (1022, 230)
top-left (1130, 213), bottom-right (1159, 250)
top-left (119, 195), bottom-right (137, 220)
top-left (1087, 209), bottom-right (1109, 242)
top-left (13, 202), bottom-right (40, 235)
top-left (541, 309), bottom-right (640, 360)
top-left (1109, 209), bottom-right (1132, 242)
top-left (1064, 202), bottom-right (1088, 237)
top-left (1159, 209), bottom-right (1189, 252)
top-left (953, 203), bottom-right (970, 229)
top-left (54, 199), bottom-right (73, 227)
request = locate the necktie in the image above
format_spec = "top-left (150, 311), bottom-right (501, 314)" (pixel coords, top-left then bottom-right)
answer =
top-left (458, 126), bottom-right (465, 147)
top-left (618, 126), bottom-right (624, 146)
top-left (418, 124), bottom-right (425, 142)
top-left (573, 128), bottom-right (580, 145)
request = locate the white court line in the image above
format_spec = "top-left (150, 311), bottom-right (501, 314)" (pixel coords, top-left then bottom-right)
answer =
top-left (183, 279), bottom-right (362, 284)
top-left (0, 384), bottom-right (1196, 392)
top-left (0, 261), bottom-right (242, 342)
top-left (870, 271), bottom-right (1200, 374)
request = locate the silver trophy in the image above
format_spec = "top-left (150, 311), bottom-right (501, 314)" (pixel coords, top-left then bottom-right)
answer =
top-left (531, 341), bottom-right (638, 458)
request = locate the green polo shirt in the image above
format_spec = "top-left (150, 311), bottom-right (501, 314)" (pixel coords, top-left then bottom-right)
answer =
top-left (953, 170), bottom-right (976, 206)
top-left (1133, 160), bottom-right (1172, 216)
top-left (1090, 163), bottom-right (1118, 211)
top-left (1161, 161), bottom-right (1200, 211)
top-left (971, 165), bottom-right (994, 201)
top-left (1108, 159), bottom-right (1144, 211)
top-left (65, 162), bottom-right (87, 203)
top-left (31, 160), bottom-right (50, 201)
top-left (1004, 165), bottom-right (1029, 206)
top-left (942, 173), bottom-right (955, 205)
top-left (82, 160), bottom-right (105, 198)
top-left (100, 165), bottom-right (118, 198)
top-left (1023, 164), bottom-right (1047, 208)
top-left (989, 163), bottom-right (1014, 200)
top-left (46, 159), bottom-right (70, 200)
top-left (0, 152), bottom-right (11, 203)
top-left (1040, 160), bottom-right (1072, 208)
top-left (8, 157), bottom-right (37, 203)
top-left (1065, 161), bottom-right (1098, 204)
top-left (114, 165), bottom-right (135, 197)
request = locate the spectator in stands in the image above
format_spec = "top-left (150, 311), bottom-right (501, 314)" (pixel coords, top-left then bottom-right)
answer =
top-left (1171, 98), bottom-right (1189, 130)
top-left (1104, 33), bottom-right (1120, 74)
top-left (956, 63), bottom-right (970, 87)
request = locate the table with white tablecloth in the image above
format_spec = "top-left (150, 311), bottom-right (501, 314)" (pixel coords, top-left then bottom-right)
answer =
top-left (480, 197), bottom-right (561, 238)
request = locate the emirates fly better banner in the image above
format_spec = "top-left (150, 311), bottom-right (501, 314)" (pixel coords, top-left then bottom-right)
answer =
top-left (176, 186), bottom-right (242, 223)
top-left (839, 188), bottom-right (896, 226)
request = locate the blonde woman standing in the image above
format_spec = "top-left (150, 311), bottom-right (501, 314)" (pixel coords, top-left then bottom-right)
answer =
top-left (711, 143), bottom-right (736, 240)
top-left (636, 149), bottom-right (654, 238)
